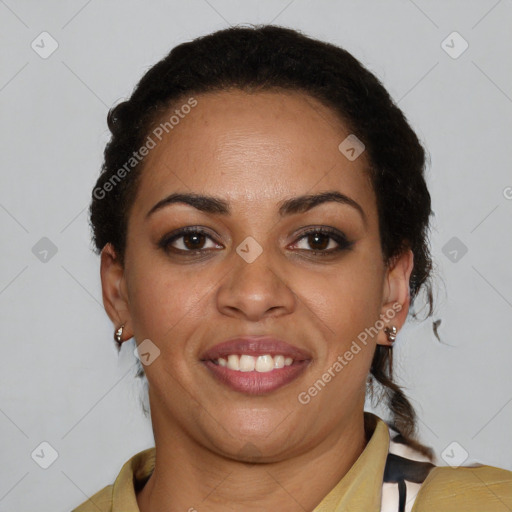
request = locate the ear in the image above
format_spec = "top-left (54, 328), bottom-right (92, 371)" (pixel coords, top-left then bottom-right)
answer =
top-left (100, 243), bottom-right (132, 341)
top-left (376, 248), bottom-right (414, 347)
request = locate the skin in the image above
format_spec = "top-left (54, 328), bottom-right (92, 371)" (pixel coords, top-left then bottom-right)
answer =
top-left (100, 89), bottom-right (414, 511)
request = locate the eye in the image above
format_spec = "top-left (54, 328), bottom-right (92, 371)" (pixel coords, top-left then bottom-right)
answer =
top-left (158, 227), bottom-right (222, 254)
top-left (290, 227), bottom-right (354, 256)
top-left (158, 226), bottom-right (353, 257)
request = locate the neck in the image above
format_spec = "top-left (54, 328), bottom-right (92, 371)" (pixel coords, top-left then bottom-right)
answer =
top-left (137, 412), bottom-right (371, 512)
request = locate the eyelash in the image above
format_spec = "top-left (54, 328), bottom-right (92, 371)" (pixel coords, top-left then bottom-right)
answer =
top-left (158, 226), bottom-right (354, 257)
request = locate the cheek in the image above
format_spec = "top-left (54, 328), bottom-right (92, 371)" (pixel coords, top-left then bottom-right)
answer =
top-left (125, 258), bottom-right (205, 346)
top-left (299, 268), bottom-right (382, 412)
top-left (307, 254), bottom-right (384, 343)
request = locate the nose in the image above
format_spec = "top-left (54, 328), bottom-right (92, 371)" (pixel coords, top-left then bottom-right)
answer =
top-left (215, 245), bottom-right (297, 322)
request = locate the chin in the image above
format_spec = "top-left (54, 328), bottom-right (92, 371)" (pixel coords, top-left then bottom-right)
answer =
top-left (203, 412), bottom-right (300, 459)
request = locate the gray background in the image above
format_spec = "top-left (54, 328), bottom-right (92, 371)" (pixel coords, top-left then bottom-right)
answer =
top-left (1, 0), bottom-right (511, 510)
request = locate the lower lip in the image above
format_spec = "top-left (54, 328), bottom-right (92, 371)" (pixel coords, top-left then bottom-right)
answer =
top-left (203, 360), bottom-right (309, 395)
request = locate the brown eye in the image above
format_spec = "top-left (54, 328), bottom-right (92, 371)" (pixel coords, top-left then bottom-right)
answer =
top-left (158, 227), bottom-right (222, 254)
top-left (181, 232), bottom-right (207, 251)
top-left (291, 227), bottom-right (354, 256)
top-left (305, 232), bottom-right (331, 251)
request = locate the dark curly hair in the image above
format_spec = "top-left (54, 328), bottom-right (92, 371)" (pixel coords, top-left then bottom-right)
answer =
top-left (89, 24), bottom-right (435, 457)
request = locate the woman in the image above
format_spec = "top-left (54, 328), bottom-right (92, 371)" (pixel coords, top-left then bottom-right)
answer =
top-left (74, 24), bottom-right (511, 512)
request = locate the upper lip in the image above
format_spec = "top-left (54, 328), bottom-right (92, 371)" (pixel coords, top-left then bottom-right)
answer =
top-left (200, 336), bottom-right (312, 361)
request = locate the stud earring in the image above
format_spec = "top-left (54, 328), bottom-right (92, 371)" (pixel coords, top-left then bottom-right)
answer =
top-left (383, 325), bottom-right (397, 343)
top-left (114, 324), bottom-right (125, 347)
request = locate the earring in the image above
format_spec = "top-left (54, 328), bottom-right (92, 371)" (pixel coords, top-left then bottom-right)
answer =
top-left (114, 324), bottom-right (125, 346)
top-left (383, 325), bottom-right (397, 343)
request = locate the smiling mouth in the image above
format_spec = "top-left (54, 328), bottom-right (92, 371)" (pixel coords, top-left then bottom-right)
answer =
top-left (200, 336), bottom-right (312, 394)
top-left (202, 355), bottom-right (310, 395)
top-left (213, 354), bottom-right (295, 372)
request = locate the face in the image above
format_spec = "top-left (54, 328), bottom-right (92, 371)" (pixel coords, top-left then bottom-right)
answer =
top-left (101, 89), bottom-right (413, 461)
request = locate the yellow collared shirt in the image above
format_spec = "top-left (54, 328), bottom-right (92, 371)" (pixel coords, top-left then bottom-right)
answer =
top-left (73, 414), bottom-right (512, 511)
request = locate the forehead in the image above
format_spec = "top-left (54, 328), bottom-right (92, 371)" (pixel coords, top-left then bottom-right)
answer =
top-left (132, 89), bottom-right (376, 221)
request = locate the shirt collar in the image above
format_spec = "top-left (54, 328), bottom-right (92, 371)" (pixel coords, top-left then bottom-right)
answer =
top-left (312, 413), bottom-right (390, 512)
top-left (111, 412), bottom-right (389, 511)
top-left (112, 446), bottom-right (155, 510)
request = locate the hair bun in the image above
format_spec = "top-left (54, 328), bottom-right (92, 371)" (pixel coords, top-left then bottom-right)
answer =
top-left (107, 100), bottom-right (131, 134)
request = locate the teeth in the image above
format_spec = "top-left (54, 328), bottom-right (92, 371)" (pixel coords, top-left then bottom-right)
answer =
top-left (227, 354), bottom-right (239, 370)
top-left (215, 354), bottom-right (295, 372)
top-left (274, 355), bottom-right (285, 368)
top-left (255, 354), bottom-right (274, 372)
top-left (239, 355), bottom-right (255, 372)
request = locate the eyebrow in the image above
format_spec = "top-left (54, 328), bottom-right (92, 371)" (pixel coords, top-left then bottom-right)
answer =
top-left (146, 190), bottom-right (367, 225)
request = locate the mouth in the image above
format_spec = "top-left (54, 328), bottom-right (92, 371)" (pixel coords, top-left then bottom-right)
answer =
top-left (214, 353), bottom-right (296, 371)
top-left (200, 336), bottom-right (312, 395)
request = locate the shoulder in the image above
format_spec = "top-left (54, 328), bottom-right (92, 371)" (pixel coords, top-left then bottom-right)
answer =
top-left (412, 464), bottom-right (512, 511)
top-left (71, 447), bottom-right (155, 511)
top-left (71, 484), bottom-right (113, 511)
